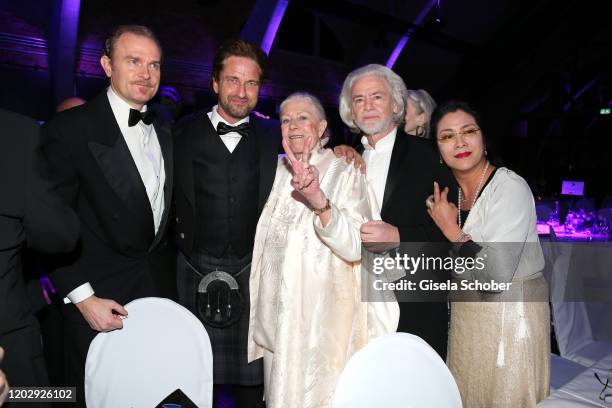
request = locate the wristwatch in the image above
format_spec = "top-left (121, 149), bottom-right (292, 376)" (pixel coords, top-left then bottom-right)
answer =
top-left (312, 198), bottom-right (331, 215)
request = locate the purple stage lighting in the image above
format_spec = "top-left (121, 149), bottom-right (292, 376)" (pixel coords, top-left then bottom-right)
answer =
top-left (386, 0), bottom-right (437, 68)
top-left (261, 0), bottom-right (289, 55)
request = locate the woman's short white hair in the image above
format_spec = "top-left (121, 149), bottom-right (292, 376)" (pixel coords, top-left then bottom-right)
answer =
top-left (280, 91), bottom-right (326, 121)
top-left (280, 91), bottom-right (330, 143)
top-left (405, 89), bottom-right (437, 137)
top-left (338, 64), bottom-right (407, 132)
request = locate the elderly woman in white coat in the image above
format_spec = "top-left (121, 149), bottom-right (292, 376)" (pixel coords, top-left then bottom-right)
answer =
top-left (248, 92), bottom-right (398, 408)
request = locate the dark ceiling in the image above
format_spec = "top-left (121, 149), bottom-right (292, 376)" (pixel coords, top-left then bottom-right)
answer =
top-left (2, 0), bottom-right (609, 114)
top-left (1, 0), bottom-right (610, 197)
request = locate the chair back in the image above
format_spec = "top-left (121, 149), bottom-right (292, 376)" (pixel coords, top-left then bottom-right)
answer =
top-left (332, 333), bottom-right (462, 408)
top-left (85, 297), bottom-right (213, 408)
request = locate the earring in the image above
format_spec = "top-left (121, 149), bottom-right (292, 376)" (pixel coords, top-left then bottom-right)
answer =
top-left (439, 156), bottom-right (443, 165)
top-left (416, 125), bottom-right (426, 137)
top-left (484, 148), bottom-right (488, 156)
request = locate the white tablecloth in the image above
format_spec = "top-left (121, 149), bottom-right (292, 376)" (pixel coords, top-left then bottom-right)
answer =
top-left (537, 352), bottom-right (612, 407)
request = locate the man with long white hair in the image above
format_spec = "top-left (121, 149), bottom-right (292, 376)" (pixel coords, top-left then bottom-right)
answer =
top-left (339, 64), bottom-right (455, 358)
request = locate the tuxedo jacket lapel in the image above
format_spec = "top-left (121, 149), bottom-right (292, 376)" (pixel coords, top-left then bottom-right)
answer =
top-left (149, 120), bottom-right (173, 249)
top-left (381, 130), bottom-right (409, 214)
top-left (156, 121), bottom-right (173, 219)
top-left (86, 94), bottom-right (154, 236)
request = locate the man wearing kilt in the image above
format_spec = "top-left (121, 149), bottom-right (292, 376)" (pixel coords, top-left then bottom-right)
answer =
top-left (173, 39), bottom-right (280, 407)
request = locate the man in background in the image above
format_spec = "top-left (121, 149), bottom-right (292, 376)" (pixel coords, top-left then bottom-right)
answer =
top-left (0, 108), bottom-right (79, 402)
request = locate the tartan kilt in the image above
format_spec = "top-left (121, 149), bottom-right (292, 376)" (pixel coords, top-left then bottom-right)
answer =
top-left (177, 251), bottom-right (263, 385)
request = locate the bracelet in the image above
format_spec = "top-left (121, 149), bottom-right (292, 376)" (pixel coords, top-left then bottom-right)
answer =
top-left (452, 231), bottom-right (471, 243)
top-left (312, 198), bottom-right (331, 215)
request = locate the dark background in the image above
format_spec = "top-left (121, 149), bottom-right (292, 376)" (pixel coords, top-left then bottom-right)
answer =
top-left (1, 0), bottom-right (610, 204)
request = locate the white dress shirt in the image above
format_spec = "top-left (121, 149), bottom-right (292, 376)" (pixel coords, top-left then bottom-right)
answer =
top-left (65, 87), bottom-right (166, 304)
top-left (361, 128), bottom-right (397, 210)
top-left (208, 105), bottom-right (250, 153)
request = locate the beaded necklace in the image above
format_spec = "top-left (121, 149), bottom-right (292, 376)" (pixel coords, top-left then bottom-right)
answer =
top-left (458, 161), bottom-right (489, 227)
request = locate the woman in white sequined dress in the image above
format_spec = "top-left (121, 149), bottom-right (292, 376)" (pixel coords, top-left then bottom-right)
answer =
top-left (426, 100), bottom-right (550, 408)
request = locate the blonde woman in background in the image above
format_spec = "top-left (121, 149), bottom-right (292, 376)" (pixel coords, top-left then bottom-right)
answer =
top-left (404, 89), bottom-right (436, 138)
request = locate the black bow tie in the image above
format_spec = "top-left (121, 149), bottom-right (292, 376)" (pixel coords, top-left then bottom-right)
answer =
top-left (128, 108), bottom-right (156, 127)
top-left (216, 122), bottom-right (250, 138)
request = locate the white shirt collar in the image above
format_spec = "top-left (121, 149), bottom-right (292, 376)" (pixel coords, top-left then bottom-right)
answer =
top-left (208, 104), bottom-right (250, 128)
top-left (361, 127), bottom-right (397, 152)
top-left (106, 87), bottom-right (149, 128)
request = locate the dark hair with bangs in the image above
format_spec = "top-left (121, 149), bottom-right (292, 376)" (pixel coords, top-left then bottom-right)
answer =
top-left (430, 100), bottom-right (503, 166)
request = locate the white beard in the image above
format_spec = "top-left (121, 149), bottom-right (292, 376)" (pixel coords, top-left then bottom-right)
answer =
top-left (357, 115), bottom-right (394, 136)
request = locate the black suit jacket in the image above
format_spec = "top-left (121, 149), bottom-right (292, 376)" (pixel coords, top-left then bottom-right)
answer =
top-left (361, 129), bottom-right (457, 358)
top-left (173, 111), bottom-right (280, 258)
top-left (0, 109), bottom-right (79, 334)
top-left (378, 130), bottom-right (457, 241)
top-left (40, 92), bottom-right (177, 311)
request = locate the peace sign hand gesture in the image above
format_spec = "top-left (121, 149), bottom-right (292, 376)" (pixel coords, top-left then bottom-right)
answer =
top-left (283, 136), bottom-right (327, 209)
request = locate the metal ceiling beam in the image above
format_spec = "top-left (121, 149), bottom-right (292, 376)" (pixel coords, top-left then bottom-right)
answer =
top-left (241, 0), bottom-right (289, 54)
top-left (290, 0), bottom-right (475, 54)
top-left (386, 0), bottom-right (437, 68)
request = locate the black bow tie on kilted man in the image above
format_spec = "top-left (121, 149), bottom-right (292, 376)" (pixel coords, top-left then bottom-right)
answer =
top-left (216, 122), bottom-right (250, 138)
top-left (128, 108), bottom-right (156, 127)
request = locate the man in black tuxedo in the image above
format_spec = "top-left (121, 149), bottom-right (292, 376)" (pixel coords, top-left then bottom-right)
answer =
top-left (173, 39), bottom-right (278, 408)
top-left (40, 25), bottom-right (175, 404)
top-left (0, 109), bottom-right (78, 395)
top-left (339, 64), bottom-right (456, 359)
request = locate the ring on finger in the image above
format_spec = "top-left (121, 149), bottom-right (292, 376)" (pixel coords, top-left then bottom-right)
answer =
top-left (425, 196), bottom-right (435, 209)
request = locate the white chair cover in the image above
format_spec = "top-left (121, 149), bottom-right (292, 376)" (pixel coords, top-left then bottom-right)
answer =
top-left (332, 333), bottom-right (462, 408)
top-left (85, 297), bottom-right (213, 408)
top-left (538, 352), bottom-right (612, 407)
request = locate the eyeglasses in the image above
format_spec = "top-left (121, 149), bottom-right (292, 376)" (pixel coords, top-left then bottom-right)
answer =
top-left (437, 126), bottom-right (481, 143)
top-left (595, 369), bottom-right (612, 403)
